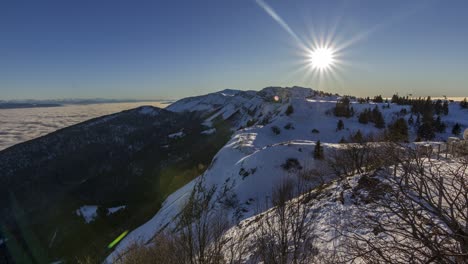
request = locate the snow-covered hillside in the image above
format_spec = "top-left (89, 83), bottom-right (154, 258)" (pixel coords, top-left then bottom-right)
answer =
top-left (221, 155), bottom-right (468, 263)
top-left (107, 87), bottom-right (468, 262)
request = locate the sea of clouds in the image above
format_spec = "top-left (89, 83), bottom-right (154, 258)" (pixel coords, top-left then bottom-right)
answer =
top-left (0, 102), bottom-right (166, 151)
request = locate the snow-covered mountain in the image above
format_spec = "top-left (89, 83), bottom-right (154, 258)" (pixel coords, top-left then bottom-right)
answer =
top-left (107, 87), bottom-right (468, 262)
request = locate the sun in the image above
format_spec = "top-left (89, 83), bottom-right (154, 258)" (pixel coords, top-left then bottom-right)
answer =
top-left (308, 47), bottom-right (335, 70)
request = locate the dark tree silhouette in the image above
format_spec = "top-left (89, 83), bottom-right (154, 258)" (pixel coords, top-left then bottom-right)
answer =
top-left (313, 141), bottom-right (324, 160)
top-left (337, 120), bottom-right (344, 131)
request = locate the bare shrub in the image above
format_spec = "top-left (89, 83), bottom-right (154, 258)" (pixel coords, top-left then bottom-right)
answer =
top-left (340, 146), bottom-right (468, 263)
top-left (281, 158), bottom-right (303, 172)
top-left (115, 176), bottom-right (236, 264)
top-left (115, 232), bottom-right (181, 264)
top-left (174, 178), bottom-right (233, 264)
top-left (252, 178), bottom-right (318, 264)
top-left (328, 142), bottom-right (378, 176)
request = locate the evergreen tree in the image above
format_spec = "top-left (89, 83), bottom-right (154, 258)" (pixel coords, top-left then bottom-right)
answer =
top-left (352, 130), bottom-right (364, 143)
top-left (337, 120), bottom-right (344, 131)
top-left (334, 97), bottom-right (353, 117)
top-left (460, 98), bottom-right (468, 109)
top-left (372, 106), bottom-right (385, 129)
top-left (452, 123), bottom-right (461, 135)
top-left (408, 115), bottom-right (414, 126)
top-left (417, 101), bottom-right (437, 140)
top-left (434, 116), bottom-right (446, 133)
top-left (442, 101), bottom-right (449, 115)
top-left (434, 100), bottom-right (443, 115)
top-left (313, 140), bottom-right (324, 160)
top-left (373, 95), bottom-right (384, 103)
top-left (418, 122), bottom-right (435, 140)
top-left (271, 126), bottom-right (281, 135)
top-left (387, 118), bottom-right (409, 142)
top-left (358, 109), bottom-right (369, 124)
top-left (285, 105), bottom-right (294, 116)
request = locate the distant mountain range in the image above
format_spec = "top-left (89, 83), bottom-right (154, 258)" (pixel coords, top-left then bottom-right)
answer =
top-left (0, 99), bottom-right (174, 109)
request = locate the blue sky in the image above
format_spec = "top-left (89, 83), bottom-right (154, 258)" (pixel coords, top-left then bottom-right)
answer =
top-left (1, 0), bottom-right (468, 100)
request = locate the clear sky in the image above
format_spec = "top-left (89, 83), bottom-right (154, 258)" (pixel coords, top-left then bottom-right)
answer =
top-left (1, 0), bottom-right (468, 100)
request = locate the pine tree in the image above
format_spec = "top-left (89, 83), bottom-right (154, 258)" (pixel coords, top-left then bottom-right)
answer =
top-left (334, 97), bottom-right (353, 117)
top-left (271, 126), bottom-right (281, 135)
top-left (434, 100), bottom-right (443, 115)
top-left (408, 115), bottom-right (414, 126)
top-left (442, 101), bottom-right (449, 115)
top-left (313, 140), bottom-right (324, 160)
top-left (418, 111), bottom-right (436, 140)
top-left (434, 116), bottom-right (446, 133)
top-left (285, 105), bottom-right (294, 116)
top-left (388, 118), bottom-right (409, 142)
top-left (373, 95), bottom-right (384, 103)
top-left (460, 98), bottom-right (468, 109)
top-left (418, 123), bottom-right (435, 140)
top-left (337, 120), bottom-right (344, 131)
top-left (358, 110), bottom-right (369, 124)
top-left (452, 123), bottom-right (461, 135)
top-left (372, 106), bottom-right (385, 129)
top-left (353, 130), bottom-right (364, 143)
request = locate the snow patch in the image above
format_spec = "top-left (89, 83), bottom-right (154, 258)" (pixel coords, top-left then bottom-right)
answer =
top-left (201, 128), bottom-right (216, 135)
top-left (108, 205), bottom-right (126, 215)
top-left (168, 131), bottom-right (185, 139)
top-left (138, 106), bottom-right (159, 116)
top-left (75, 205), bottom-right (98, 223)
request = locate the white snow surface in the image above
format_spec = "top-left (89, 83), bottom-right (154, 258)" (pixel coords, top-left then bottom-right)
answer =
top-left (108, 205), bottom-right (126, 215)
top-left (221, 156), bottom-right (468, 263)
top-left (75, 205), bottom-right (98, 223)
top-left (201, 128), bottom-right (217, 135)
top-left (106, 87), bottom-right (468, 262)
top-left (168, 131), bottom-right (185, 139)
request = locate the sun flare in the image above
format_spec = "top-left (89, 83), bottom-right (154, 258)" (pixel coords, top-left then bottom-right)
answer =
top-left (308, 47), bottom-right (335, 70)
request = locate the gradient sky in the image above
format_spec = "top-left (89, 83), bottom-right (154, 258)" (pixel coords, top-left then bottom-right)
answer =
top-left (1, 0), bottom-right (468, 100)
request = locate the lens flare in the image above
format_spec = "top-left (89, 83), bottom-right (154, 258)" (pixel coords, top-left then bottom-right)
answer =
top-left (108, 230), bottom-right (129, 249)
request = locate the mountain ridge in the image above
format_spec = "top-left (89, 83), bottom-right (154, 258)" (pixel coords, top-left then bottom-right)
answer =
top-left (106, 87), bottom-right (468, 262)
top-left (0, 86), bottom-right (466, 263)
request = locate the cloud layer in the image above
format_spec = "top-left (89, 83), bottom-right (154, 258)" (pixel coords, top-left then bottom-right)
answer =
top-left (0, 102), bottom-right (166, 151)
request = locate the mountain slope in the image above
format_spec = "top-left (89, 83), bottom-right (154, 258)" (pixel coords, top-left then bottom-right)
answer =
top-left (221, 154), bottom-right (468, 263)
top-left (0, 106), bottom-right (232, 263)
top-left (107, 87), bottom-right (468, 262)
